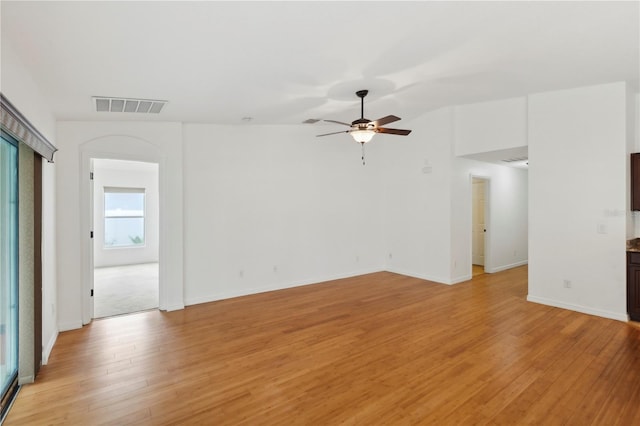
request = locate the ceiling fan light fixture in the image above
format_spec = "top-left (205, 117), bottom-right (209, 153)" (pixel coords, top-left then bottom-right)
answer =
top-left (351, 129), bottom-right (375, 143)
top-left (316, 89), bottom-right (411, 163)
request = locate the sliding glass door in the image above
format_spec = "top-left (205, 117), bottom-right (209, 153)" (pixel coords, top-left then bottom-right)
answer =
top-left (0, 132), bottom-right (18, 415)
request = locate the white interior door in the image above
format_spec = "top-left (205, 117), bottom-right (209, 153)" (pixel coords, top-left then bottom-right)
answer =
top-left (472, 178), bottom-right (486, 266)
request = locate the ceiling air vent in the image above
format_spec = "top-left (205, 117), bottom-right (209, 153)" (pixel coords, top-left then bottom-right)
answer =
top-left (501, 156), bottom-right (528, 163)
top-left (93, 97), bottom-right (168, 114)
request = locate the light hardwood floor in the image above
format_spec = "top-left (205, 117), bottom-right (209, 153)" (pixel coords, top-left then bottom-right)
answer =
top-left (472, 264), bottom-right (485, 277)
top-left (6, 266), bottom-right (640, 425)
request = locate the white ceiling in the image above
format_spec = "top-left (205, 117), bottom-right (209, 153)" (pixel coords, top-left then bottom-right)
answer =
top-left (1, 1), bottom-right (638, 126)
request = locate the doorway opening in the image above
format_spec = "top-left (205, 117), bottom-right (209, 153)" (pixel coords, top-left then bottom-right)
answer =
top-left (471, 177), bottom-right (489, 277)
top-left (92, 159), bottom-right (159, 318)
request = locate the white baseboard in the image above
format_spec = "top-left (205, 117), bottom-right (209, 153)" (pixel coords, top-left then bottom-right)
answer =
top-left (527, 295), bottom-right (628, 322)
top-left (485, 260), bottom-right (528, 274)
top-left (163, 303), bottom-right (185, 312)
top-left (387, 262), bottom-right (528, 285)
top-left (384, 267), bottom-right (452, 285)
top-left (58, 320), bottom-right (83, 332)
top-left (450, 274), bottom-right (472, 284)
top-left (18, 375), bottom-right (34, 385)
top-left (42, 330), bottom-right (58, 365)
top-left (184, 268), bottom-right (385, 307)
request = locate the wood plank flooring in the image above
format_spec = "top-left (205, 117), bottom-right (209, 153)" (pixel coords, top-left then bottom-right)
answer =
top-left (472, 264), bottom-right (485, 277)
top-left (6, 266), bottom-right (640, 425)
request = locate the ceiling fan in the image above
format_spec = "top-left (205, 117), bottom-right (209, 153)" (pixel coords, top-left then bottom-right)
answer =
top-left (316, 90), bottom-right (412, 145)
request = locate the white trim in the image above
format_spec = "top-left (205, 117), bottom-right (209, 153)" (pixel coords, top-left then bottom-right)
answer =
top-left (18, 375), bottom-right (34, 385)
top-left (527, 295), bottom-right (628, 322)
top-left (450, 274), bottom-right (473, 284)
top-left (485, 260), bottom-right (528, 274)
top-left (184, 268), bottom-right (385, 306)
top-left (80, 143), bottom-right (175, 325)
top-left (384, 267), bottom-right (453, 285)
top-left (42, 330), bottom-right (58, 365)
top-left (470, 174), bottom-right (491, 273)
top-left (58, 320), bottom-right (83, 332)
top-left (164, 303), bottom-right (185, 312)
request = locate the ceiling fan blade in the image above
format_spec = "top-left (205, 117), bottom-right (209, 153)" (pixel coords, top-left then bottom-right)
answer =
top-left (377, 127), bottom-right (412, 136)
top-left (372, 115), bottom-right (401, 127)
top-left (316, 130), bottom-right (350, 137)
top-left (323, 119), bottom-right (352, 127)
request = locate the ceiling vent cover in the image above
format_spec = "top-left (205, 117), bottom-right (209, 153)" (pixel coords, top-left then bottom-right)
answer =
top-left (501, 156), bottom-right (528, 163)
top-left (93, 97), bottom-right (167, 114)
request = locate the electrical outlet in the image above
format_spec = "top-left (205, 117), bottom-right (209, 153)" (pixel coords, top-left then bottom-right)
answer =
top-left (239, 269), bottom-right (244, 278)
top-left (563, 279), bottom-right (571, 288)
top-left (356, 255), bottom-right (360, 263)
top-left (388, 253), bottom-right (393, 259)
top-left (597, 222), bottom-right (607, 234)
top-left (273, 265), bottom-right (278, 273)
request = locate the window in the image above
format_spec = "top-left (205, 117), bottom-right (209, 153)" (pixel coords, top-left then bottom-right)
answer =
top-left (104, 187), bottom-right (145, 248)
top-left (0, 132), bottom-right (19, 417)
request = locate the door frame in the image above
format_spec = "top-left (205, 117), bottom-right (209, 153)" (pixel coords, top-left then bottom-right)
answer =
top-left (80, 150), bottom-right (165, 325)
top-left (470, 175), bottom-right (491, 274)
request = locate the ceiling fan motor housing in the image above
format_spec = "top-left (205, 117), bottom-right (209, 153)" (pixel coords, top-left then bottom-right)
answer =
top-left (352, 118), bottom-right (372, 126)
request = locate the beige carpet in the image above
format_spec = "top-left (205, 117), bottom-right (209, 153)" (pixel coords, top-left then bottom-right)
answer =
top-left (93, 263), bottom-right (159, 318)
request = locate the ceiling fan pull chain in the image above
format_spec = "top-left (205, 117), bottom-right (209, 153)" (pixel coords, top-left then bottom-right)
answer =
top-left (361, 142), bottom-right (365, 166)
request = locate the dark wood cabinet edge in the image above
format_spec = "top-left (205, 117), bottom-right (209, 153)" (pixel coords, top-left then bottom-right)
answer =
top-left (631, 153), bottom-right (640, 211)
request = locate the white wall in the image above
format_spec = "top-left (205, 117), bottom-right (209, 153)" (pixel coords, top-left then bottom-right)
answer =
top-left (41, 161), bottom-right (56, 364)
top-left (0, 38), bottom-right (56, 144)
top-left (56, 122), bottom-right (184, 330)
top-left (450, 97), bottom-right (530, 282)
top-left (454, 97), bottom-right (528, 157)
top-left (93, 161), bottom-right (159, 267)
top-left (383, 108), bottom-right (454, 283)
top-left (383, 107), bottom-right (529, 284)
top-left (182, 123), bottom-right (385, 305)
top-left (450, 158), bottom-right (528, 282)
top-left (528, 82), bottom-right (628, 321)
top-left (1, 35), bottom-right (58, 365)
